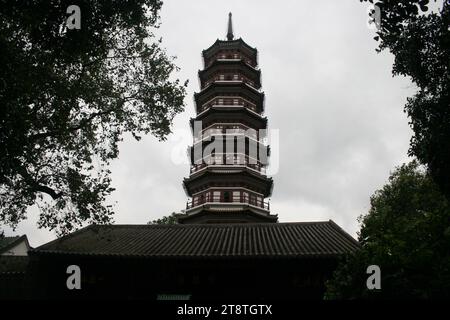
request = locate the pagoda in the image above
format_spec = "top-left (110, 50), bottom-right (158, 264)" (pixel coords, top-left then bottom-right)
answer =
top-left (180, 13), bottom-right (277, 224)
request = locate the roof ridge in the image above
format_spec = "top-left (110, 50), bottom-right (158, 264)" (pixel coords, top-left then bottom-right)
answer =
top-left (32, 224), bottom-right (95, 252)
top-left (102, 221), bottom-right (333, 228)
top-left (2, 235), bottom-right (21, 240)
top-left (0, 235), bottom-right (27, 253)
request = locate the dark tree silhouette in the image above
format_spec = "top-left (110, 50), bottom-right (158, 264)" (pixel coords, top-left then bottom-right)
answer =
top-left (325, 161), bottom-right (450, 299)
top-left (0, 1), bottom-right (187, 235)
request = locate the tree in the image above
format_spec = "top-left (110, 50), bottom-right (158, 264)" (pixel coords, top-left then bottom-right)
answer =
top-left (149, 212), bottom-right (184, 225)
top-left (361, 0), bottom-right (450, 198)
top-left (325, 161), bottom-right (450, 299)
top-left (0, 1), bottom-right (187, 235)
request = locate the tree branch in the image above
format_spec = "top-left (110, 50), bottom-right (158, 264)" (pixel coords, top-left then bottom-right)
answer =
top-left (16, 165), bottom-right (63, 200)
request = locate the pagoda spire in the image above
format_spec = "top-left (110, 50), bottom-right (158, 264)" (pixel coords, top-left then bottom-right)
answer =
top-left (226, 12), bottom-right (234, 41)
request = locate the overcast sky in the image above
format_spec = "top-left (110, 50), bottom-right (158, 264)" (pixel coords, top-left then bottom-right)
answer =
top-left (2, 0), bottom-right (416, 247)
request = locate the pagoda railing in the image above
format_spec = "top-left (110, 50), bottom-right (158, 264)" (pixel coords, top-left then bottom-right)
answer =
top-left (190, 154), bottom-right (266, 174)
top-left (205, 56), bottom-right (257, 68)
top-left (186, 195), bottom-right (270, 211)
top-left (203, 73), bottom-right (257, 87)
top-left (199, 97), bottom-right (257, 113)
top-left (203, 78), bottom-right (257, 90)
top-left (193, 125), bottom-right (260, 144)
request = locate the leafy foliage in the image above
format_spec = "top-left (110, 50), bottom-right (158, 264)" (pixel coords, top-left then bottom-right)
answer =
top-left (149, 212), bottom-right (184, 225)
top-left (361, 0), bottom-right (450, 198)
top-left (325, 161), bottom-right (450, 299)
top-left (0, 1), bottom-right (187, 235)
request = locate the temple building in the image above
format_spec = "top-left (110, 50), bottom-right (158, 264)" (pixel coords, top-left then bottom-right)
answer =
top-left (7, 13), bottom-right (359, 300)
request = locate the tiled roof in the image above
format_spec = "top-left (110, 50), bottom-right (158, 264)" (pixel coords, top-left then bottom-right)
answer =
top-left (202, 38), bottom-right (257, 58)
top-left (0, 235), bottom-right (28, 254)
top-left (0, 236), bottom-right (20, 249)
top-left (32, 221), bottom-right (359, 258)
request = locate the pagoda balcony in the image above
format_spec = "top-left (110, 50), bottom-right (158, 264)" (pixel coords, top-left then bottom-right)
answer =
top-left (190, 153), bottom-right (266, 174)
top-left (197, 105), bottom-right (261, 118)
top-left (190, 161), bottom-right (266, 175)
top-left (186, 195), bottom-right (270, 211)
top-left (215, 58), bottom-right (259, 70)
top-left (202, 77), bottom-right (259, 91)
top-left (198, 96), bottom-right (258, 113)
top-left (194, 81), bottom-right (265, 114)
top-left (204, 52), bottom-right (257, 68)
top-left (193, 126), bottom-right (263, 144)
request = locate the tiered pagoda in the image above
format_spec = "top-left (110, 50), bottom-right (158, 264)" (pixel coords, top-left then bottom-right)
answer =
top-left (180, 13), bottom-right (277, 224)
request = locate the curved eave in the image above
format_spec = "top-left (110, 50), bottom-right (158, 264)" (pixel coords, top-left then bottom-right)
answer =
top-left (183, 167), bottom-right (273, 197)
top-left (202, 38), bottom-right (258, 60)
top-left (194, 81), bottom-right (263, 99)
top-left (190, 106), bottom-right (267, 128)
top-left (194, 82), bottom-right (265, 113)
top-left (198, 61), bottom-right (261, 89)
top-left (179, 207), bottom-right (278, 223)
top-left (199, 59), bottom-right (260, 78)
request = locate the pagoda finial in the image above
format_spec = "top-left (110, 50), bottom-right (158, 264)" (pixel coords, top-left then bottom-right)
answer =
top-left (226, 12), bottom-right (234, 41)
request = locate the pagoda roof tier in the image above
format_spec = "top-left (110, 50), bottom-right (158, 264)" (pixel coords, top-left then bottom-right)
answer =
top-left (199, 59), bottom-right (261, 89)
top-left (183, 167), bottom-right (273, 197)
top-left (202, 38), bottom-right (258, 65)
top-left (190, 107), bottom-right (267, 131)
top-left (180, 207), bottom-right (278, 224)
top-left (194, 82), bottom-right (265, 113)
